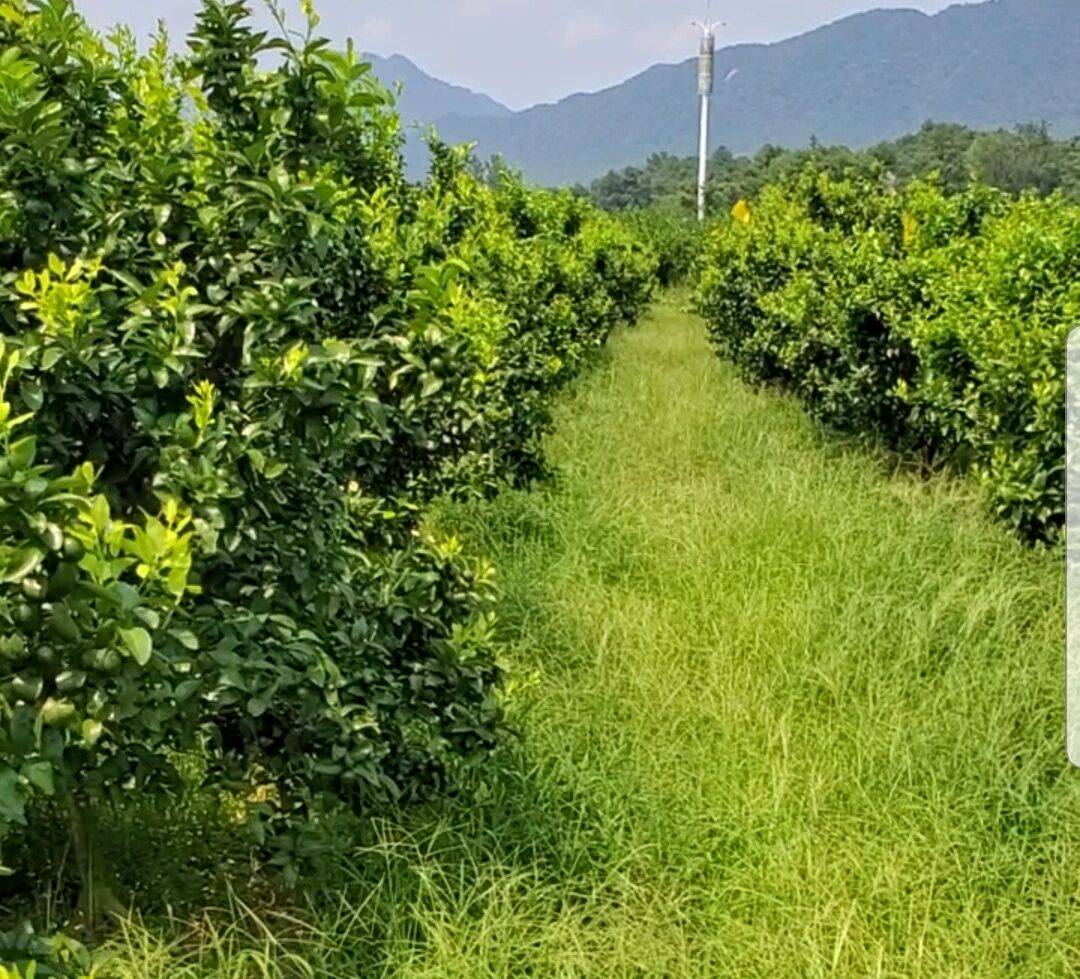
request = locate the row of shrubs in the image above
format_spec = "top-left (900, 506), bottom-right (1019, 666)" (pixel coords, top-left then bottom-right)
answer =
top-left (0, 0), bottom-right (659, 898)
top-left (618, 209), bottom-right (703, 288)
top-left (697, 167), bottom-right (1080, 543)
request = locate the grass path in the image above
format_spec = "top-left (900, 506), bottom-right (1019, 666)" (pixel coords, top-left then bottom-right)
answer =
top-left (104, 299), bottom-right (1075, 977)
top-left (434, 297), bottom-right (1074, 977)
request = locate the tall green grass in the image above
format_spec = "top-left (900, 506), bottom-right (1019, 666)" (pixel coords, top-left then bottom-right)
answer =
top-left (93, 297), bottom-right (1074, 977)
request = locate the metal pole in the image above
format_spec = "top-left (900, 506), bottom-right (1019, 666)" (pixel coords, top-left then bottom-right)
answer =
top-left (697, 93), bottom-right (709, 223)
top-left (694, 22), bottom-right (718, 223)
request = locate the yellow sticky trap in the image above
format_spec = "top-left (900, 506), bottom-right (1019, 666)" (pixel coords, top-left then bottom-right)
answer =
top-left (902, 211), bottom-right (918, 247)
top-left (731, 199), bottom-right (752, 226)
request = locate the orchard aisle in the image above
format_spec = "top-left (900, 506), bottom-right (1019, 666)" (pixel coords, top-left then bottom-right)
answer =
top-left (438, 296), bottom-right (1073, 976)
top-left (100, 298), bottom-right (1074, 978)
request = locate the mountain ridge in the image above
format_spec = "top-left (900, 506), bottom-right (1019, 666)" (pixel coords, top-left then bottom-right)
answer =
top-left (370, 0), bottom-right (1080, 185)
top-left (365, 52), bottom-right (511, 121)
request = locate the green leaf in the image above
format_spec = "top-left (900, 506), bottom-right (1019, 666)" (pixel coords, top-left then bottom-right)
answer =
top-left (135, 607), bottom-right (161, 630)
top-left (81, 718), bottom-right (104, 746)
top-left (2, 547), bottom-right (44, 584)
top-left (169, 629), bottom-right (200, 651)
top-left (12, 673), bottom-right (43, 702)
top-left (39, 697), bottom-right (75, 727)
top-left (0, 769), bottom-right (26, 826)
top-left (21, 383), bottom-right (43, 411)
top-left (120, 626), bottom-right (153, 666)
top-left (115, 582), bottom-right (140, 612)
top-left (23, 761), bottom-right (54, 795)
top-left (89, 495), bottom-right (111, 532)
top-left (40, 523), bottom-right (63, 552)
top-left (55, 670), bottom-right (87, 694)
top-left (47, 605), bottom-right (80, 642)
top-left (7, 435), bottom-right (34, 470)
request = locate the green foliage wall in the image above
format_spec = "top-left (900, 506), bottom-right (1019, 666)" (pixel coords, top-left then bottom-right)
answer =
top-left (697, 167), bottom-right (1079, 543)
top-left (0, 0), bottom-right (658, 881)
top-left (618, 210), bottom-right (703, 288)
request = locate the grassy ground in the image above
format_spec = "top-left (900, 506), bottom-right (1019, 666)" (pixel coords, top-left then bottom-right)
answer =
top-left (96, 297), bottom-right (1075, 977)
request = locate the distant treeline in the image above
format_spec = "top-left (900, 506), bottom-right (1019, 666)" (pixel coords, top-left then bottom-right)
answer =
top-left (580, 122), bottom-right (1080, 213)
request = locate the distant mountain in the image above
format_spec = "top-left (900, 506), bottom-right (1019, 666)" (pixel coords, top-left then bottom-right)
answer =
top-left (375, 0), bottom-right (1080, 186)
top-left (367, 54), bottom-right (511, 123)
top-left (364, 54), bottom-right (511, 177)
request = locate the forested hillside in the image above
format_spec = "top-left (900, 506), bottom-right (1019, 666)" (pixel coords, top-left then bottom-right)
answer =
top-left (587, 123), bottom-right (1080, 213)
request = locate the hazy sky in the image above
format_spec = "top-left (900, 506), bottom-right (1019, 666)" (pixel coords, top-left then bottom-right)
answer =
top-left (77, 0), bottom-right (962, 109)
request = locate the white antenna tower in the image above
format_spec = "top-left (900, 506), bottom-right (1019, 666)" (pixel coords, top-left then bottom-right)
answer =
top-left (692, 5), bottom-right (722, 222)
